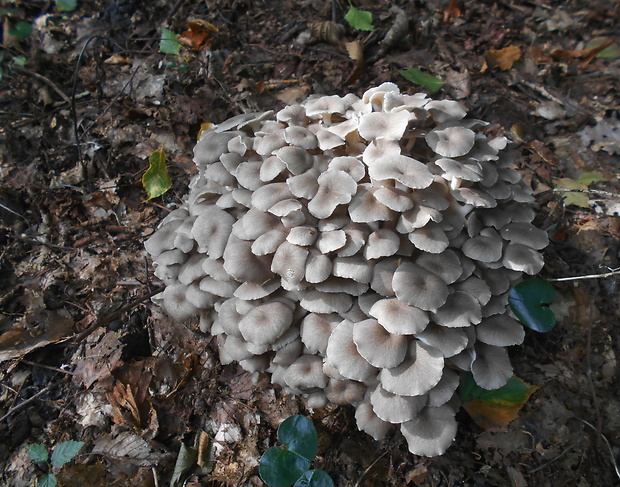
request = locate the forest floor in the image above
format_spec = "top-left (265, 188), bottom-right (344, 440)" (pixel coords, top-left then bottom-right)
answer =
top-left (1, 0), bottom-right (619, 485)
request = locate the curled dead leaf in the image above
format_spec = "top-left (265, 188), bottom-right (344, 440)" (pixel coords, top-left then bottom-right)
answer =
top-left (178, 19), bottom-right (218, 50)
top-left (482, 45), bottom-right (522, 72)
top-left (309, 21), bottom-right (345, 51)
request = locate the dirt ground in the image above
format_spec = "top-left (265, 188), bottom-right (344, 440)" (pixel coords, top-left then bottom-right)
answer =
top-left (1, 0), bottom-right (619, 485)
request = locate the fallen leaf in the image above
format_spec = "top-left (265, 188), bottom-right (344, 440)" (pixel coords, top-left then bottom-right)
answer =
top-left (309, 21), bottom-right (345, 51)
top-left (142, 150), bottom-right (172, 200)
top-left (509, 279), bottom-right (556, 333)
top-left (178, 20), bottom-right (218, 50)
top-left (482, 45), bottom-right (522, 72)
top-left (399, 68), bottom-right (444, 94)
top-left (460, 373), bottom-right (538, 431)
top-left (552, 39), bottom-right (614, 62)
top-left (345, 7), bottom-right (375, 32)
top-left (159, 28), bottom-right (181, 55)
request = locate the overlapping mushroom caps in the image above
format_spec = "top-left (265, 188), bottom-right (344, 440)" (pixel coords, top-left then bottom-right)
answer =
top-left (145, 83), bottom-right (547, 457)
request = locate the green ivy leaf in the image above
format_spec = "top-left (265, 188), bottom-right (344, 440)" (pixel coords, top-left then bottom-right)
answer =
top-left (142, 150), bottom-right (172, 200)
top-left (9, 21), bottom-right (33, 38)
top-left (160, 28), bottom-right (181, 55)
top-left (509, 278), bottom-right (556, 332)
top-left (260, 446), bottom-right (311, 487)
top-left (27, 444), bottom-right (49, 464)
top-left (460, 373), bottom-right (538, 431)
top-left (39, 473), bottom-right (58, 487)
top-left (399, 68), bottom-right (444, 94)
top-left (50, 440), bottom-right (83, 468)
top-left (585, 38), bottom-right (620, 58)
top-left (345, 7), bottom-right (375, 31)
top-left (294, 469), bottom-right (335, 487)
top-left (278, 415), bottom-right (318, 462)
top-left (55, 0), bottom-right (77, 12)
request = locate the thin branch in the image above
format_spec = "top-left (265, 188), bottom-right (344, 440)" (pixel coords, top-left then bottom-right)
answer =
top-left (9, 233), bottom-right (79, 253)
top-left (549, 269), bottom-right (620, 282)
top-left (549, 187), bottom-right (620, 200)
top-left (0, 382), bottom-right (56, 423)
top-left (12, 66), bottom-right (72, 104)
top-left (72, 286), bottom-right (164, 343)
top-left (580, 419), bottom-right (620, 480)
top-left (354, 448), bottom-right (391, 487)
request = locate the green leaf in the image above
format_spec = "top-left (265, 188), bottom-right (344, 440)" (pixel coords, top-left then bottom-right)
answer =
top-left (345, 7), bottom-right (375, 31)
top-left (509, 278), bottom-right (556, 332)
top-left (260, 446), bottom-right (311, 487)
top-left (573, 170), bottom-right (605, 185)
top-left (142, 150), bottom-right (172, 200)
top-left (160, 28), bottom-right (181, 55)
top-left (399, 68), bottom-right (445, 94)
top-left (278, 415), bottom-right (318, 462)
top-left (585, 39), bottom-right (620, 58)
top-left (50, 440), bottom-right (83, 468)
top-left (294, 470), bottom-right (335, 487)
top-left (9, 21), bottom-right (33, 38)
top-left (13, 56), bottom-right (27, 67)
top-left (39, 474), bottom-right (58, 487)
top-left (171, 443), bottom-right (198, 487)
top-left (55, 0), bottom-right (77, 12)
top-left (460, 373), bottom-right (538, 431)
top-left (27, 444), bottom-right (49, 464)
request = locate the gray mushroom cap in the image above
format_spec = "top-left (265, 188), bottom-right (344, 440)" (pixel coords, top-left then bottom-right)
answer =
top-left (426, 123), bottom-right (476, 158)
top-left (400, 405), bottom-right (458, 457)
top-left (392, 262), bottom-right (449, 312)
top-left (326, 320), bottom-right (378, 382)
top-left (370, 385), bottom-right (427, 423)
top-left (352, 318), bottom-right (408, 368)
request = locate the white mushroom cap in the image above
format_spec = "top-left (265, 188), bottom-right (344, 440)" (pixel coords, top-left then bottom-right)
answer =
top-left (358, 110), bottom-right (411, 141)
top-left (369, 155), bottom-right (434, 190)
top-left (370, 385), bottom-right (426, 423)
top-left (471, 343), bottom-right (513, 390)
top-left (425, 123), bottom-right (476, 158)
top-left (326, 378), bottom-right (366, 405)
top-left (380, 340), bottom-right (444, 396)
top-left (238, 301), bottom-right (294, 345)
top-left (502, 243), bottom-right (545, 274)
top-left (368, 298), bottom-right (429, 335)
top-left (355, 400), bottom-right (393, 441)
top-left (352, 318), bottom-right (408, 368)
top-left (191, 206), bottom-right (235, 259)
top-left (349, 185), bottom-right (394, 223)
top-left (364, 229), bottom-right (400, 259)
top-left (425, 100), bottom-right (467, 123)
top-left (300, 313), bottom-right (340, 354)
top-left (325, 320), bottom-right (378, 382)
top-left (432, 291), bottom-right (482, 328)
top-left (400, 405), bottom-right (458, 457)
top-left (161, 284), bottom-right (197, 322)
top-left (271, 241), bottom-right (308, 285)
top-left (328, 156), bottom-right (366, 182)
top-left (284, 354), bottom-right (329, 391)
top-left (308, 170), bottom-right (358, 219)
top-left (373, 187), bottom-right (414, 212)
top-left (417, 324), bottom-right (469, 358)
top-left (427, 368), bottom-right (460, 407)
top-left (476, 314), bottom-right (525, 346)
top-left (500, 222), bottom-right (549, 250)
top-left (392, 262), bottom-right (449, 312)
top-left (305, 250), bottom-right (333, 283)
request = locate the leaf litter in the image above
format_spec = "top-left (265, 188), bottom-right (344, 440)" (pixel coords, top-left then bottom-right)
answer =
top-left (1, 0), bottom-right (620, 485)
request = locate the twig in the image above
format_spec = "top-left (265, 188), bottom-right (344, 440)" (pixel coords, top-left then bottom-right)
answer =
top-left (72, 286), bottom-right (164, 342)
top-left (0, 202), bottom-right (29, 223)
top-left (548, 187), bottom-right (620, 200)
top-left (21, 359), bottom-right (76, 376)
top-left (12, 66), bottom-right (72, 104)
top-left (528, 442), bottom-right (577, 474)
top-left (0, 382), bottom-right (56, 423)
top-left (8, 233), bottom-right (79, 253)
top-left (580, 419), bottom-right (620, 480)
top-left (354, 448), bottom-right (391, 487)
top-left (549, 269), bottom-right (620, 282)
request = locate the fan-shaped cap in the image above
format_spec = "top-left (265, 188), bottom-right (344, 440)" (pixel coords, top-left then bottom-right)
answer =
top-left (502, 243), bottom-right (545, 274)
top-left (328, 156), bottom-right (366, 182)
top-left (273, 146), bottom-right (313, 175)
top-left (326, 320), bottom-right (378, 382)
top-left (355, 400), bottom-right (393, 441)
top-left (223, 235), bottom-right (272, 283)
top-left (408, 222), bottom-right (449, 254)
top-left (284, 355), bottom-right (329, 391)
top-left (426, 123), bottom-right (476, 158)
top-left (283, 126), bottom-right (318, 149)
top-left (308, 170), bottom-right (357, 219)
top-left (352, 318), bottom-right (408, 368)
top-left (305, 250), bottom-right (332, 283)
top-left (349, 185), bottom-right (394, 223)
top-left (471, 343), bottom-right (513, 390)
top-left (500, 222), bottom-right (549, 250)
top-left (238, 301), bottom-right (293, 345)
top-left (194, 131), bottom-right (239, 166)
top-left (461, 228), bottom-right (504, 263)
top-left (191, 206), bottom-right (235, 259)
top-left (332, 256), bottom-right (373, 283)
top-left (161, 284), bottom-right (197, 322)
top-left (358, 110), bottom-right (411, 141)
top-left (415, 250), bottom-right (462, 285)
top-left (400, 405), bottom-right (458, 457)
top-left (373, 186), bottom-right (414, 212)
top-left (393, 262), bottom-right (449, 312)
top-left (271, 241), bottom-right (308, 285)
top-left (300, 313), bottom-right (340, 354)
top-left (326, 378), bottom-right (366, 405)
top-left (427, 368), bottom-right (460, 407)
top-left (369, 155), bottom-right (434, 190)
top-left (369, 298), bottom-right (429, 335)
top-left (417, 324), bottom-right (469, 358)
top-left (370, 258), bottom-right (399, 297)
top-left (380, 340), bottom-right (444, 396)
top-left (476, 314), bottom-right (525, 346)
top-left (300, 290), bottom-right (353, 314)
top-left (425, 100), bottom-right (467, 123)
top-left (370, 385), bottom-right (427, 423)
top-left (433, 291), bottom-right (482, 328)
top-left (363, 229), bottom-right (400, 259)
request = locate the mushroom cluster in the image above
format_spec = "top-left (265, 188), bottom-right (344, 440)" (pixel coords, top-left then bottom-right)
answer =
top-left (145, 83), bottom-right (547, 457)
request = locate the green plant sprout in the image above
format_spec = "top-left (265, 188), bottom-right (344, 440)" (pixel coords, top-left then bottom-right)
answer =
top-left (260, 415), bottom-right (334, 487)
top-left (27, 440), bottom-right (84, 487)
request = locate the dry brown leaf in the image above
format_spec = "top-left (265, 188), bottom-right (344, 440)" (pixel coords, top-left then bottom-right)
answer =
top-left (481, 45), bottom-right (522, 72)
top-left (309, 21), bottom-right (345, 51)
top-left (178, 19), bottom-right (218, 50)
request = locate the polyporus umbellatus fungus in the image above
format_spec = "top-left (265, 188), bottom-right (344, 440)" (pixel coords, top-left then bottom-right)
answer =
top-left (145, 83), bottom-right (548, 457)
